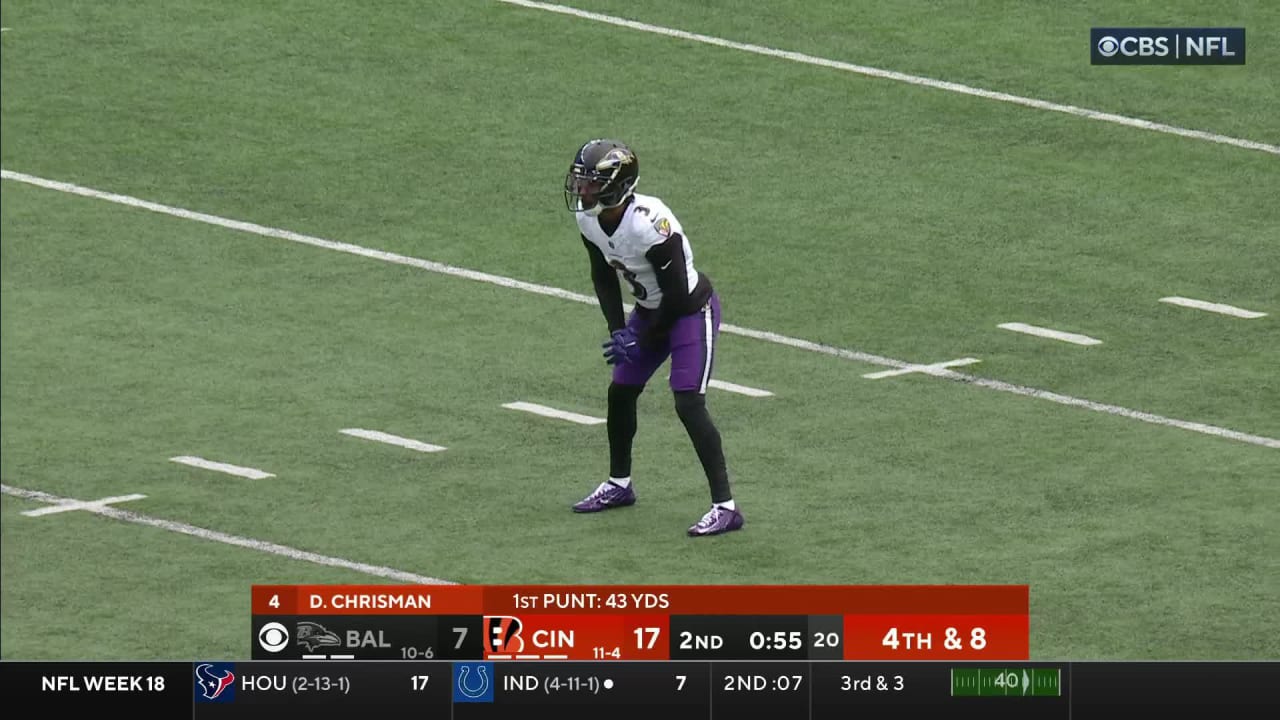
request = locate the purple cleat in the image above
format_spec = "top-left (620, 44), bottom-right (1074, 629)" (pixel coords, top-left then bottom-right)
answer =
top-left (573, 481), bottom-right (636, 513)
top-left (688, 505), bottom-right (745, 537)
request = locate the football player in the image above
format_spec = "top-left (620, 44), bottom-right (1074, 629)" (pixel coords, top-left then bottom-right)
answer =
top-left (564, 138), bottom-right (744, 537)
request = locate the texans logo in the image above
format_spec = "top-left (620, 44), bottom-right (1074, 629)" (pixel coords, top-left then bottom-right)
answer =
top-left (195, 663), bottom-right (235, 701)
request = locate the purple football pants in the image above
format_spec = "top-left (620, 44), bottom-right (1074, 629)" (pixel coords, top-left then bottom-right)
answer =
top-left (613, 294), bottom-right (721, 393)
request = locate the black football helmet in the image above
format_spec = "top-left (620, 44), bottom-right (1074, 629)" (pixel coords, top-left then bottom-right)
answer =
top-left (564, 139), bottom-right (639, 215)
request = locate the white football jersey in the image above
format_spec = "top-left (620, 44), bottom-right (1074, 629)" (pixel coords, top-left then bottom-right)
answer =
top-left (577, 193), bottom-right (698, 310)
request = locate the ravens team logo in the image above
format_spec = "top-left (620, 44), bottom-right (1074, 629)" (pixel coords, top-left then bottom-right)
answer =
top-left (296, 621), bottom-right (342, 653)
top-left (596, 148), bottom-right (634, 171)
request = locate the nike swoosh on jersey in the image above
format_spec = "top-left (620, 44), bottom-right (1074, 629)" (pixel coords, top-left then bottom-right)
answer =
top-left (660, 260), bottom-right (673, 270)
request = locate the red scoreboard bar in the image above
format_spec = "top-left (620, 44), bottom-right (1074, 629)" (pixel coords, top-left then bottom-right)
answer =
top-left (251, 584), bottom-right (1028, 661)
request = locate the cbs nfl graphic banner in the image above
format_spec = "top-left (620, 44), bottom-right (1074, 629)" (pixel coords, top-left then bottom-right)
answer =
top-left (1091, 28), bottom-right (1245, 65)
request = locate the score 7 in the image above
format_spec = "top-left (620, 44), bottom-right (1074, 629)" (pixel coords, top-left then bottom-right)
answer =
top-left (453, 627), bottom-right (468, 650)
top-left (676, 675), bottom-right (686, 691)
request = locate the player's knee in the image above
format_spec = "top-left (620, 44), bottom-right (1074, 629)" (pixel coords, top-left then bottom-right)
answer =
top-left (673, 390), bottom-right (706, 422)
top-left (609, 382), bottom-right (644, 404)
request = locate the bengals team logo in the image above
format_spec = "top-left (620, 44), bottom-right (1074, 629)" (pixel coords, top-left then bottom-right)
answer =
top-left (483, 616), bottom-right (525, 654)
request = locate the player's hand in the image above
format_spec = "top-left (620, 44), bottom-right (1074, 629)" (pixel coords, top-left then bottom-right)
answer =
top-left (602, 328), bottom-right (639, 365)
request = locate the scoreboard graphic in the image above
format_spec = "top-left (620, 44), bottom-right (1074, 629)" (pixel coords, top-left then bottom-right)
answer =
top-left (247, 583), bottom-right (1031, 661)
top-left (4, 584), bottom-right (1276, 718)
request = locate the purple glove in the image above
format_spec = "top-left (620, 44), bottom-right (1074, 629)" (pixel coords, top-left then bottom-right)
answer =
top-left (602, 328), bottom-right (640, 365)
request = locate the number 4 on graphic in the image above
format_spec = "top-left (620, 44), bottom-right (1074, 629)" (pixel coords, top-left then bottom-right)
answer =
top-left (882, 627), bottom-right (899, 650)
top-left (268, 594), bottom-right (280, 608)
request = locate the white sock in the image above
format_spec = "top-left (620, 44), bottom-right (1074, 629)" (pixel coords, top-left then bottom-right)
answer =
top-left (609, 477), bottom-right (631, 488)
top-left (714, 499), bottom-right (735, 511)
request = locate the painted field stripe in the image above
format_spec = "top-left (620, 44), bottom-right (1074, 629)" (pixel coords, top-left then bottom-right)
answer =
top-left (998, 323), bottom-right (1102, 346)
top-left (170, 455), bottom-right (275, 479)
top-left (22, 493), bottom-right (147, 517)
top-left (340, 428), bottom-right (447, 453)
top-left (502, 401), bottom-right (606, 425)
top-left (1159, 297), bottom-right (1267, 319)
top-left (864, 357), bottom-right (981, 380)
top-left (496, 0), bottom-right (1280, 157)
top-left (3, 169), bottom-right (1275, 449)
top-left (951, 376), bottom-right (1278, 449)
top-left (708, 379), bottom-right (774, 397)
top-left (0, 170), bottom-right (599, 307)
top-left (1, 483), bottom-right (455, 583)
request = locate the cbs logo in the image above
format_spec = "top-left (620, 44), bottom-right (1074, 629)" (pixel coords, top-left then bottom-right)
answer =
top-left (257, 622), bottom-right (290, 653)
top-left (1096, 35), bottom-right (1169, 57)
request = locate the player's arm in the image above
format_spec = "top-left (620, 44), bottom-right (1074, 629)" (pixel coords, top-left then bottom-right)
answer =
top-left (583, 235), bottom-right (626, 332)
top-left (643, 233), bottom-right (693, 343)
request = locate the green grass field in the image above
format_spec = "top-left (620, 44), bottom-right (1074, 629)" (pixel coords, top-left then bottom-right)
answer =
top-left (2, 1), bottom-right (1276, 661)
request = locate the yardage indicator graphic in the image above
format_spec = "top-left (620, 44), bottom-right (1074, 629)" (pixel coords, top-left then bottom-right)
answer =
top-left (249, 584), bottom-right (1031, 661)
top-left (951, 667), bottom-right (1061, 696)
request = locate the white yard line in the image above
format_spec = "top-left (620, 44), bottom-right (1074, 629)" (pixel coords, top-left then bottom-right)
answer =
top-left (1159, 296), bottom-right (1267, 319)
top-left (708, 379), bottom-right (774, 397)
top-left (340, 428), bottom-right (447, 453)
top-left (495, 0), bottom-right (1280, 157)
top-left (502, 401), bottom-right (606, 425)
top-left (998, 323), bottom-right (1103, 346)
top-left (3, 169), bottom-right (1275, 450)
top-left (864, 357), bottom-right (981, 380)
top-left (1, 483), bottom-right (455, 583)
top-left (946, 375), bottom-right (1279, 449)
top-left (21, 493), bottom-right (147, 517)
top-left (170, 455), bottom-right (275, 479)
top-left (1, 170), bottom-right (600, 305)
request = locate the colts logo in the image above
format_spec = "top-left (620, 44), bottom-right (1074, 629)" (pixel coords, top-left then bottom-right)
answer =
top-left (483, 615), bottom-right (525, 654)
top-left (195, 663), bottom-right (235, 701)
top-left (595, 148), bottom-right (634, 171)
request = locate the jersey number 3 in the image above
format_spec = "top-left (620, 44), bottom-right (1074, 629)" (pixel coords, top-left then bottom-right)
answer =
top-left (610, 260), bottom-right (648, 300)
